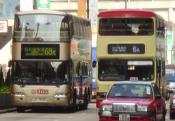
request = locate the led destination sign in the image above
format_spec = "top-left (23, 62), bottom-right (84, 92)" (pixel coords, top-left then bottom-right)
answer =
top-left (108, 44), bottom-right (145, 54)
top-left (21, 44), bottom-right (59, 59)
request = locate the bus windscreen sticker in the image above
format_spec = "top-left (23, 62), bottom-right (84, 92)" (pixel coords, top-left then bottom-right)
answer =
top-left (21, 44), bottom-right (59, 59)
top-left (108, 44), bottom-right (145, 54)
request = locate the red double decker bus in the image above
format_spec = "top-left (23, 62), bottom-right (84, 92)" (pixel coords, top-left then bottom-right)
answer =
top-left (96, 9), bottom-right (166, 107)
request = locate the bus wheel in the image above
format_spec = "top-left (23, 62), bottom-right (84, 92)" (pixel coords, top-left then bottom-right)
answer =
top-left (16, 106), bottom-right (25, 113)
top-left (73, 89), bottom-right (77, 105)
top-left (71, 89), bottom-right (77, 111)
top-left (82, 90), bottom-right (88, 109)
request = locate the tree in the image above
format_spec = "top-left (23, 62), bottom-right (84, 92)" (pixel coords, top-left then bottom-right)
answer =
top-left (5, 69), bottom-right (11, 87)
top-left (0, 66), bottom-right (4, 87)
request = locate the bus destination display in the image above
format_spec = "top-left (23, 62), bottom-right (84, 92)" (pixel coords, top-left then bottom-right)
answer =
top-left (21, 44), bottom-right (59, 59)
top-left (108, 44), bottom-right (145, 54)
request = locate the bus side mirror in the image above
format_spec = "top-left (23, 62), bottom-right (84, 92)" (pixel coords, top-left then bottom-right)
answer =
top-left (156, 62), bottom-right (161, 73)
top-left (92, 61), bottom-right (96, 67)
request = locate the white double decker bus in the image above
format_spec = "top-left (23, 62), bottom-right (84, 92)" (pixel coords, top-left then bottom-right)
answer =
top-left (9, 10), bottom-right (92, 112)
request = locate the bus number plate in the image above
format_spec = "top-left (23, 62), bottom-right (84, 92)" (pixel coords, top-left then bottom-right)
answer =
top-left (32, 97), bottom-right (47, 103)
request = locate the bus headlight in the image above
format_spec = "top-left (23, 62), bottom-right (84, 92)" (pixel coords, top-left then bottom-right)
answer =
top-left (14, 92), bottom-right (25, 97)
top-left (100, 104), bottom-right (112, 116)
top-left (137, 105), bottom-right (149, 112)
top-left (54, 93), bottom-right (67, 98)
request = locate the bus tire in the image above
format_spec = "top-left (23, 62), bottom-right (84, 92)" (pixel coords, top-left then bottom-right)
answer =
top-left (71, 89), bottom-right (77, 111)
top-left (88, 88), bottom-right (92, 102)
top-left (73, 89), bottom-right (77, 105)
top-left (16, 106), bottom-right (25, 113)
top-left (82, 89), bottom-right (88, 109)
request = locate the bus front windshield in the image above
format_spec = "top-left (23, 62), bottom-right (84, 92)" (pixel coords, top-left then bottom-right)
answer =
top-left (14, 14), bottom-right (70, 42)
top-left (13, 61), bottom-right (71, 85)
top-left (98, 59), bottom-right (154, 81)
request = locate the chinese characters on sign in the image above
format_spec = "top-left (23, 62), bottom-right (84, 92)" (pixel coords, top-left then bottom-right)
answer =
top-left (108, 44), bottom-right (145, 54)
top-left (35, 0), bottom-right (50, 9)
top-left (21, 44), bottom-right (59, 59)
top-left (0, 20), bottom-right (8, 33)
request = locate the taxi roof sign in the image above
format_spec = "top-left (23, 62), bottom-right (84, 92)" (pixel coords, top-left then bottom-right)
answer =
top-left (0, 20), bottom-right (8, 33)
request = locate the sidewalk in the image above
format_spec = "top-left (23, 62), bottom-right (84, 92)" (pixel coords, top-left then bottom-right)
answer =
top-left (0, 106), bottom-right (16, 113)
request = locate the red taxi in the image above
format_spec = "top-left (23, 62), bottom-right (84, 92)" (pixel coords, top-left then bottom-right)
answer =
top-left (170, 92), bottom-right (175, 119)
top-left (98, 81), bottom-right (166, 121)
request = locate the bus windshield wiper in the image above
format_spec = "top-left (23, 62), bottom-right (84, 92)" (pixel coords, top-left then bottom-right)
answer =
top-left (34, 23), bottom-right (40, 40)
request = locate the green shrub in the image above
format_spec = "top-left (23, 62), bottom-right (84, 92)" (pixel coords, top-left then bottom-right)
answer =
top-left (0, 86), bottom-right (10, 93)
top-left (0, 66), bottom-right (11, 93)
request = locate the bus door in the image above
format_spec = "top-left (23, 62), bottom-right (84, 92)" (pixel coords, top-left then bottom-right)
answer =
top-left (76, 62), bottom-right (83, 99)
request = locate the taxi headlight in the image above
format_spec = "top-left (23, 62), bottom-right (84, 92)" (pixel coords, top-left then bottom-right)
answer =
top-left (137, 105), bottom-right (149, 112)
top-left (173, 100), bottom-right (175, 104)
top-left (100, 104), bottom-right (112, 116)
top-left (171, 100), bottom-right (175, 107)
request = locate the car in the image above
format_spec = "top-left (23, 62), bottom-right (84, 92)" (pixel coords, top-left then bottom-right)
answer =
top-left (169, 92), bottom-right (175, 119)
top-left (98, 81), bottom-right (166, 121)
top-left (165, 73), bottom-right (175, 99)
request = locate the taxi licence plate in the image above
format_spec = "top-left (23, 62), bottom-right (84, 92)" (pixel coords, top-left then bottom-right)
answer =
top-left (119, 114), bottom-right (130, 121)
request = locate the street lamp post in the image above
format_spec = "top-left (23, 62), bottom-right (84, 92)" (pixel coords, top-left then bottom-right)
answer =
top-left (87, 0), bottom-right (89, 18)
top-left (171, 48), bottom-right (175, 64)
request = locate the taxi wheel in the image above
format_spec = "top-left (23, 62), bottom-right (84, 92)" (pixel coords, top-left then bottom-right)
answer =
top-left (152, 113), bottom-right (157, 121)
top-left (162, 112), bottom-right (165, 121)
top-left (170, 112), bottom-right (175, 119)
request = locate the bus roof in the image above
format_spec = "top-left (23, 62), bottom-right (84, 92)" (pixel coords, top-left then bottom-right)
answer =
top-left (15, 10), bottom-right (90, 22)
top-left (98, 9), bottom-right (159, 18)
top-left (15, 10), bottom-right (65, 15)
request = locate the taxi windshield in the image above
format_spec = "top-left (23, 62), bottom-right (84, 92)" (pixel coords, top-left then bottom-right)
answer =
top-left (107, 83), bottom-right (153, 98)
